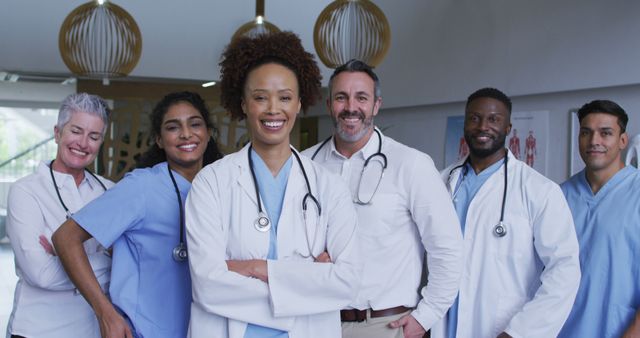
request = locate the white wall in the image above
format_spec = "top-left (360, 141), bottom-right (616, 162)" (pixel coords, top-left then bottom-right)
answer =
top-left (374, 0), bottom-right (640, 109)
top-left (315, 84), bottom-right (640, 184)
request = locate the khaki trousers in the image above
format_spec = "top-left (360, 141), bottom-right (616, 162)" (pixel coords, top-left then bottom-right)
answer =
top-left (341, 310), bottom-right (411, 338)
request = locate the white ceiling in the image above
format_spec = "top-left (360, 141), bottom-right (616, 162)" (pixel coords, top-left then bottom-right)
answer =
top-left (2, 1), bottom-right (640, 110)
top-left (0, 0), bottom-right (341, 83)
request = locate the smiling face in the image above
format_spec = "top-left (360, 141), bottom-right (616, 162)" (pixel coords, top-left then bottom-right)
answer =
top-left (54, 111), bottom-right (105, 175)
top-left (464, 97), bottom-right (511, 166)
top-left (156, 102), bottom-right (209, 175)
top-left (579, 112), bottom-right (627, 175)
top-left (328, 71), bottom-right (381, 146)
top-left (241, 62), bottom-right (301, 152)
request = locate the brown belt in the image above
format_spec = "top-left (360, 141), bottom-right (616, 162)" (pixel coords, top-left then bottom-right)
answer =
top-left (340, 306), bottom-right (411, 322)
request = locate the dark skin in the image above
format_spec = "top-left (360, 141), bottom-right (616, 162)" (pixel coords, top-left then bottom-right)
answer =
top-left (463, 96), bottom-right (513, 338)
top-left (464, 97), bottom-right (512, 173)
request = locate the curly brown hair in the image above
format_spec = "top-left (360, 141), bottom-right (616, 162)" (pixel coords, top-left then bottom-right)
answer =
top-left (219, 31), bottom-right (322, 120)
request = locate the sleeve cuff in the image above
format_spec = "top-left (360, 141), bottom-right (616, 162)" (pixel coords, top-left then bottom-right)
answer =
top-left (411, 304), bottom-right (439, 332)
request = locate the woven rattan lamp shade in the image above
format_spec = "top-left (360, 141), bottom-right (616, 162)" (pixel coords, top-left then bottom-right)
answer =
top-left (231, 0), bottom-right (280, 41)
top-left (59, 0), bottom-right (142, 80)
top-left (231, 19), bottom-right (280, 41)
top-left (314, 0), bottom-right (391, 68)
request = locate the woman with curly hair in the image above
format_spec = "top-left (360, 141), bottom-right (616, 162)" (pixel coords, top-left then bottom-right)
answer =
top-left (185, 32), bottom-right (361, 338)
top-left (53, 91), bottom-right (223, 338)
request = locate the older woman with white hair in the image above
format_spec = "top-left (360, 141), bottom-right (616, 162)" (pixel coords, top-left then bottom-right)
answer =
top-left (6, 92), bottom-right (113, 338)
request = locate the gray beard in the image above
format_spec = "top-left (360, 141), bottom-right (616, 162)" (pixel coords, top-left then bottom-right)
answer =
top-left (332, 115), bottom-right (374, 143)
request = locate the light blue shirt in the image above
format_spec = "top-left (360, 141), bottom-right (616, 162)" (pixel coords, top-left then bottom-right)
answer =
top-left (244, 150), bottom-right (292, 338)
top-left (447, 158), bottom-right (504, 338)
top-left (73, 162), bottom-right (192, 338)
top-left (558, 166), bottom-right (640, 338)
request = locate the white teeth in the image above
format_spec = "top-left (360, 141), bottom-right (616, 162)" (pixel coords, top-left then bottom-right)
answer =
top-left (263, 120), bottom-right (284, 128)
top-left (70, 149), bottom-right (88, 156)
top-left (178, 144), bottom-right (197, 150)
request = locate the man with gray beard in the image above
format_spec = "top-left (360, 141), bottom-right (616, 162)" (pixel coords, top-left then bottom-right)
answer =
top-left (303, 59), bottom-right (463, 338)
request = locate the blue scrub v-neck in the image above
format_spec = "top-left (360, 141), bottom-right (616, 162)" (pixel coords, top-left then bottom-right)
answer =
top-left (244, 149), bottom-right (293, 338)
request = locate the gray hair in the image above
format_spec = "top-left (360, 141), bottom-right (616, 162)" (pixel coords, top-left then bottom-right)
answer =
top-left (328, 59), bottom-right (382, 100)
top-left (56, 93), bottom-right (110, 134)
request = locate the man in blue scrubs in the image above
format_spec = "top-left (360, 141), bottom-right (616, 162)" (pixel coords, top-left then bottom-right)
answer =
top-left (559, 100), bottom-right (640, 338)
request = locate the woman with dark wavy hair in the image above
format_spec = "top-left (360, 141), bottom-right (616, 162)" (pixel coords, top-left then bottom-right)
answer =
top-left (185, 31), bottom-right (361, 338)
top-left (137, 91), bottom-right (222, 168)
top-left (53, 91), bottom-right (223, 338)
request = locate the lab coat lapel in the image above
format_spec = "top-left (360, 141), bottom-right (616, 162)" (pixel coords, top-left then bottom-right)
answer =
top-left (446, 155), bottom-right (469, 196)
top-left (234, 145), bottom-right (259, 206)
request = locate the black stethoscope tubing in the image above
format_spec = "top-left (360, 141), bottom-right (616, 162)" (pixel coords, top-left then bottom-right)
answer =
top-left (499, 154), bottom-right (508, 229)
top-left (167, 165), bottom-right (188, 261)
top-left (311, 128), bottom-right (387, 205)
top-left (448, 150), bottom-right (509, 237)
top-left (248, 145), bottom-right (321, 232)
top-left (311, 128), bottom-right (386, 167)
top-left (49, 159), bottom-right (107, 218)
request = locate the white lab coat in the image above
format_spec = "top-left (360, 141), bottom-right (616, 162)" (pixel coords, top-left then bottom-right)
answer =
top-left (185, 145), bottom-right (361, 338)
top-left (433, 150), bottom-right (581, 338)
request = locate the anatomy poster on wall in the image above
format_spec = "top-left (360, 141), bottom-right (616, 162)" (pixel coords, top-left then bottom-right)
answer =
top-left (509, 111), bottom-right (549, 174)
top-left (444, 116), bottom-right (467, 167)
top-left (444, 111), bottom-right (549, 174)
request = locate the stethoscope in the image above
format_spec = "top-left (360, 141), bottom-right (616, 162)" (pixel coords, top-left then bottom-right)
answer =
top-left (446, 151), bottom-right (509, 238)
top-left (311, 128), bottom-right (387, 205)
top-left (248, 145), bottom-right (322, 235)
top-left (49, 159), bottom-right (107, 219)
top-left (167, 165), bottom-right (189, 262)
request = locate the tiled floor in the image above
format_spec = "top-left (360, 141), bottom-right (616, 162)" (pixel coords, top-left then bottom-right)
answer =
top-left (0, 239), bottom-right (17, 335)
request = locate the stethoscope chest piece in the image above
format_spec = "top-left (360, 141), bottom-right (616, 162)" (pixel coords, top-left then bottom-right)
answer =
top-left (173, 242), bottom-right (188, 262)
top-left (254, 212), bottom-right (271, 232)
top-left (493, 221), bottom-right (507, 237)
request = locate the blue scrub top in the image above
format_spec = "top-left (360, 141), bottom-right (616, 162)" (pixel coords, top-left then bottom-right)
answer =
top-left (73, 162), bottom-right (192, 338)
top-left (243, 150), bottom-right (292, 338)
top-left (447, 159), bottom-right (504, 338)
top-left (558, 166), bottom-right (640, 338)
